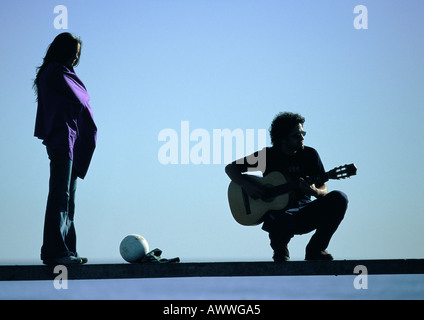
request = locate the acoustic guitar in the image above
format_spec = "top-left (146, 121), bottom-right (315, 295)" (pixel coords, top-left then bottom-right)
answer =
top-left (227, 164), bottom-right (357, 226)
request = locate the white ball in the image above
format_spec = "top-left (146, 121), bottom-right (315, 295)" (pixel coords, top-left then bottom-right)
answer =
top-left (119, 234), bottom-right (149, 263)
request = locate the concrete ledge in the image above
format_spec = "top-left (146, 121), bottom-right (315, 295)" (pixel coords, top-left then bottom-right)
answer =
top-left (1, 259), bottom-right (423, 281)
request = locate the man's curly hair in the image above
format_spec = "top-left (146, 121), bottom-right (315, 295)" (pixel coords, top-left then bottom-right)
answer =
top-left (269, 112), bottom-right (305, 147)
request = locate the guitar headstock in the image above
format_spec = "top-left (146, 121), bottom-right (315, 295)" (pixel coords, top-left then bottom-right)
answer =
top-left (328, 163), bottom-right (357, 180)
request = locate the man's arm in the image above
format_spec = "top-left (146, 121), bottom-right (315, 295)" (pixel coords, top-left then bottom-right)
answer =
top-left (298, 147), bottom-right (328, 198)
top-left (314, 183), bottom-right (328, 197)
top-left (298, 178), bottom-right (328, 198)
top-left (225, 163), bottom-right (268, 200)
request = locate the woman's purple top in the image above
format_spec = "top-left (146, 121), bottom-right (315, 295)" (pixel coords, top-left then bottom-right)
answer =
top-left (35, 62), bottom-right (97, 179)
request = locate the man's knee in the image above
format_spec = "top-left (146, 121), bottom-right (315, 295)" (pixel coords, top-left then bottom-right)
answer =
top-left (327, 190), bottom-right (348, 219)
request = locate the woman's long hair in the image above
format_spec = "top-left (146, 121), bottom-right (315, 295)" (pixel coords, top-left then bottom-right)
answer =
top-left (33, 32), bottom-right (82, 96)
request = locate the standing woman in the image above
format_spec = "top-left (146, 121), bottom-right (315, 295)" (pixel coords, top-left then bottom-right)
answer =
top-left (34, 33), bottom-right (97, 265)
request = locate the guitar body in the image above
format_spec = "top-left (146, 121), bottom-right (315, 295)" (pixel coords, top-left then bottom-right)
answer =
top-left (228, 172), bottom-right (290, 226)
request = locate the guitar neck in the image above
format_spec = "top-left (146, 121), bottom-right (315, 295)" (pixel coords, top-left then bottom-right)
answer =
top-left (309, 173), bottom-right (329, 186)
top-left (268, 174), bottom-right (328, 198)
top-left (264, 163), bottom-right (356, 199)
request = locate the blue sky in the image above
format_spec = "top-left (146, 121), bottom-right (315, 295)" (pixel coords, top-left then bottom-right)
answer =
top-left (0, 0), bottom-right (423, 264)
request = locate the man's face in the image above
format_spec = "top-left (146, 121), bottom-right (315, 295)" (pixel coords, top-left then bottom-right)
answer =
top-left (281, 123), bottom-right (306, 154)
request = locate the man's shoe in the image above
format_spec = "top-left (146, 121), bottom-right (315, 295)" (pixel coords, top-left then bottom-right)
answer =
top-left (273, 246), bottom-right (290, 262)
top-left (305, 250), bottom-right (334, 261)
top-left (43, 256), bottom-right (87, 265)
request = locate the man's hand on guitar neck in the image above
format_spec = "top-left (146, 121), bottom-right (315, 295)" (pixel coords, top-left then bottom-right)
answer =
top-left (297, 177), bottom-right (328, 198)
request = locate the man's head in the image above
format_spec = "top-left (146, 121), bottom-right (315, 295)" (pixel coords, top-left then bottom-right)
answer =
top-left (269, 112), bottom-right (306, 154)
